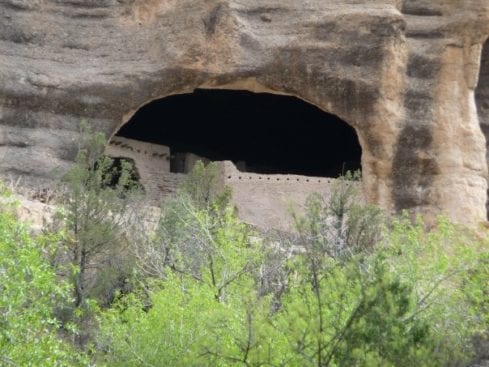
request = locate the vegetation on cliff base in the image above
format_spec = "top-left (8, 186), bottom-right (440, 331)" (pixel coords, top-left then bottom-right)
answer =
top-left (95, 169), bottom-right (488, 367)
top-left (0, 127), bottom-right (487, 366)
top-left (0, 183), bottom-right (88, 366)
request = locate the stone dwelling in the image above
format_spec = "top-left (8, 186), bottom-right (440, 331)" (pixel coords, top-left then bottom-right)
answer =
top-left (106, 135), bottom-right (344, 231)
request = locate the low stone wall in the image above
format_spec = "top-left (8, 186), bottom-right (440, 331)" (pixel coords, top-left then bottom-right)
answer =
top-left (105, 138), bottom-right (361, 231)
top-left (220, 161), bottom-right (360, 231)
top-left (106, 136), bottom-right (181, 199)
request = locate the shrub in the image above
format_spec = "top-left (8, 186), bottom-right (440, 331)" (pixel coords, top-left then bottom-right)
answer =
top-left (0, 183), bottom-right (87, 366)
top-left (385, 216), bottom-right (489, 365)
top-left (96, 172), bottom-right (488, 366)
top-left (51, 122), bottom-right (144, 347)
top-left (98, 164), bottom-right (264, 365)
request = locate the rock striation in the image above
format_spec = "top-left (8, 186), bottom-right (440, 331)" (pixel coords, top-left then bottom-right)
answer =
top-left (0, 0), bottom-right (488, 224)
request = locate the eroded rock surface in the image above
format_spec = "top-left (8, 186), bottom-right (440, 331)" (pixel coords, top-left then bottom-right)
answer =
top-left (0, 0), bottom-right (488, 224)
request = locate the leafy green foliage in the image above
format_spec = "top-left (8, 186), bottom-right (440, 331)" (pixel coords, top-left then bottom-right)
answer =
top-left (99, 163), bottom-right (265, 365)
top-left (0, 183), bottom-right (87, 366)
top-left (58, 122), bottom-right (142, 307)
top-left (97, 169), bottom-right (488, 366)
top-left (47, 122), bottom-right (145, 349)
top-left (265, 180), bottom-right (434, 366)
top-left (293, 172), bottom-right (384, 259)
top-left (385, 216), bottom-right (489, 365)
top-left (1, 147), bottom-right (487, 366)
top-left (273, 255), bottom-right (434, 366)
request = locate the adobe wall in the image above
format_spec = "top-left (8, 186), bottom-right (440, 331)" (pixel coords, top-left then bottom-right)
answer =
top-left (220, 162), bottom-right (357, 231)
top-left (105, 137), bottom-right (352, 230)
top-left (106, 136), bottom-right (185, 199)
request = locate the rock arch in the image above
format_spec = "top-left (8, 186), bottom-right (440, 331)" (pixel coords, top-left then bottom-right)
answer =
top-left (105, 88), bottom-right (370, 230)
top-left (113, 89), bottom-right (362, 176)
top-left (1, 0), bottom-right (488, 224)
top-left (103, 70), bottom-right (399, 216)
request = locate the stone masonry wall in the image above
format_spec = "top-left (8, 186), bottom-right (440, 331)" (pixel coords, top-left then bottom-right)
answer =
top-left (220, 162), bottom-right (357, 231)
top-left (105, 136), bottom-right (184, 199)
top-left (105, 137), bottom-right (351, 230)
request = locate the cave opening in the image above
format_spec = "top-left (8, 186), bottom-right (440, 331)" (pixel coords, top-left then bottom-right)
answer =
top-left (115, 89), bottom-right (362, 177)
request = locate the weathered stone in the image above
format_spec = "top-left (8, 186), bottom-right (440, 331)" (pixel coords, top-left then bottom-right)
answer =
top-left (104, 136), bottom-right (356, 231)
top-left (0, 0), bottom-right (488, 224)
top-left (476, 40), bottom-right (489, 214)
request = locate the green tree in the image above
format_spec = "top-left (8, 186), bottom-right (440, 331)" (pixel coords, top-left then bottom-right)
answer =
top-left (98, 164), bottom-right (265, 365)
top-left (0, 183), bottom-right (87, 366)
top-left (134, 162), bottom-right (253, 300)
top-left (49, 122), bottom-right (144, 349)
top-left (385, 216), bottom-right (489, 365)
top-left (264, 180), bottom-right (433, 366)
top-left (95, 169), bottom-right (488, 366)
top-left (58, 123), bottom-right (142, 309)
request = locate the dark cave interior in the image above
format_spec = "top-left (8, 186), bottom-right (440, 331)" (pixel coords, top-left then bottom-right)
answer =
top-left (116, 89), bottom-right (362, 177)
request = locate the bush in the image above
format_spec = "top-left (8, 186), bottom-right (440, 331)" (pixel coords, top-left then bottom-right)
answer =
top-left (3, 149), bottom-right (486, 366)
top-left (0, 183), bottom-right (87, 366)
top-left (59, 123), bottom-right (143, 308)
top-left (45, 122), bottom-right (145, 348)
top-left (98, 164), bottom-right (264, 365)
top-left (96, 172), bottom-right (488, 366)
top-left (385, 216), bottom-right (489, 365)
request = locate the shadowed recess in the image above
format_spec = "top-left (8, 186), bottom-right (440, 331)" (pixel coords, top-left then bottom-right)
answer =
top-left (116, 89), bottom-right (362, 177)
top-left (475, 39), bottom-right (489, 218)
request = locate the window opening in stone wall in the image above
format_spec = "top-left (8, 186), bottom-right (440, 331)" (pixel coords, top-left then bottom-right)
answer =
top-left (98, 157), bottom-right (143, 192)
top-left (114, 89), bottom-right (362, 178)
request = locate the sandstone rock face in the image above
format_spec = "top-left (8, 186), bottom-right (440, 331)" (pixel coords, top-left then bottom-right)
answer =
top-left (476, 40), bottom-right (489, 214)
top-left (0, 0), bottom-right (488, 224)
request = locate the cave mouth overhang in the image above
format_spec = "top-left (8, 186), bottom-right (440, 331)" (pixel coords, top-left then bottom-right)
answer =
top-left (110, 88), bottom-right (363, 179)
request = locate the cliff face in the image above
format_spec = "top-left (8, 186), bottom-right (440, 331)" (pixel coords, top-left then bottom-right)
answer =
top-left (0, 0), bottom-right (488, 224)
top-left (476, 40), bottom-right (489, 215)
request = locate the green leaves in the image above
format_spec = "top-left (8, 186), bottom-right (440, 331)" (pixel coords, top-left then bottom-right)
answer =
top-left (384, 216), bottom-right (489, 364)
top-left (0, 190), bottom-right (87, 366)
top-left (93, 169), bottom-right (489, 366)
top-left (2, 156), bottom-right (487, 366)
top-left (59, 122), bottom-right (143, 311)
